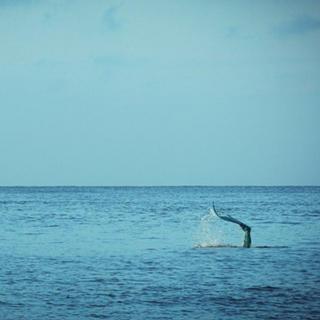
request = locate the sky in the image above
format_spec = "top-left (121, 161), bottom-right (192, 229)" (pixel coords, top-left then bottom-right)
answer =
top-left (0, 0), bottom-right (319, 186)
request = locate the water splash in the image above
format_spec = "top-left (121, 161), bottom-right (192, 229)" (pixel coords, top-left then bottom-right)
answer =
top-left (193, 208), bottom-right (225, 248)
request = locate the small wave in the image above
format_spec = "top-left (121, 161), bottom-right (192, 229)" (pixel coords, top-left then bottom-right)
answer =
top-left (21, 232), bottom-right (44, 236)
top-left (247, 286), bottom-right (280, 292)
top-left (279, 221), bottom-right (300, 225)
top-left (253, 246), bottom-right (289, 249)
top-left (89, 313), bottom-right (108, 319)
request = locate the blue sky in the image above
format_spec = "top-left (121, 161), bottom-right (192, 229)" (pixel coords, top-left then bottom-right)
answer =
top-left (0, 0), bottom-right (319, 185)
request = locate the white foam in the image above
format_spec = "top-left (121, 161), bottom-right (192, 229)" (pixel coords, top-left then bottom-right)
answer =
top-left (193, 208), bottom-right (225, 247)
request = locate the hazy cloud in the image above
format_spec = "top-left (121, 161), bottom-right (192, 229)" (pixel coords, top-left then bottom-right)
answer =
top-left (276, 15), bottom-right (320, 35)
top-left (0, 0), bottom-right (38, 7)
top-left (225, 26), bottom-right (239, 38)
top-left (103, 3), bottom-right (122, 31)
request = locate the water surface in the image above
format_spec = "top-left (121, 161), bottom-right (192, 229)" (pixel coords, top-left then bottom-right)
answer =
top-left (0, 186), bottom-right (319, 319)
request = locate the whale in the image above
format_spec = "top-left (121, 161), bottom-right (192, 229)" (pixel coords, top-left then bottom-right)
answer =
top-left (212, 202), bottom-right (252, 248)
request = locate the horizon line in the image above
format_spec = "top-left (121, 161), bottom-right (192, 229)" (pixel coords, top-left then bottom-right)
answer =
top-left (0, 185), bottom-right (319, 188)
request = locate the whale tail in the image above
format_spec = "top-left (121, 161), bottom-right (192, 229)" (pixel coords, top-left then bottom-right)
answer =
top-left (212, 201), bottom-right (251, 248)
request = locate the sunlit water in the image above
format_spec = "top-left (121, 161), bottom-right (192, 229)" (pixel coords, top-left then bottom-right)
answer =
top-left (1, 186), bottom-right (319, 319)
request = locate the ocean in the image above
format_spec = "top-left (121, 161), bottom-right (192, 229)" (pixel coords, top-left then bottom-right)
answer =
top-left (0, 186), bottom-right (319, 319)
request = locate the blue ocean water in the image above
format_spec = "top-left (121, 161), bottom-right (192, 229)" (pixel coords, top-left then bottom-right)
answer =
top-left (0, 186), bottom-right (319, 320)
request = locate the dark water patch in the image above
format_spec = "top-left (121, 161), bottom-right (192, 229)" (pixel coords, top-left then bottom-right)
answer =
top-left (46, 301), bottom-right (67, 307)
top-left (305, 210), bottom-right (320, 217)
top-left (87, 313), bottom-right (108, 320)
top-left (86, 278), bottom-right (108, 284)
top-left (253, 245), bottom-right (289, 248)
top-left (279, 221), bottom-right (301, 225)
top-left (206, 295), bottom-right (253, 306)
top-left (247, 285), bottom-right (281, 292)
top-left (21, 232), bottom-right (44, 236)
top-left (60, 260), bottom-right (79, 264)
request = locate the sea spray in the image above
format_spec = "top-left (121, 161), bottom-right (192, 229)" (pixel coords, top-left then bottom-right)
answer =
top-left (193, 208), bottom-right (225, 248)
